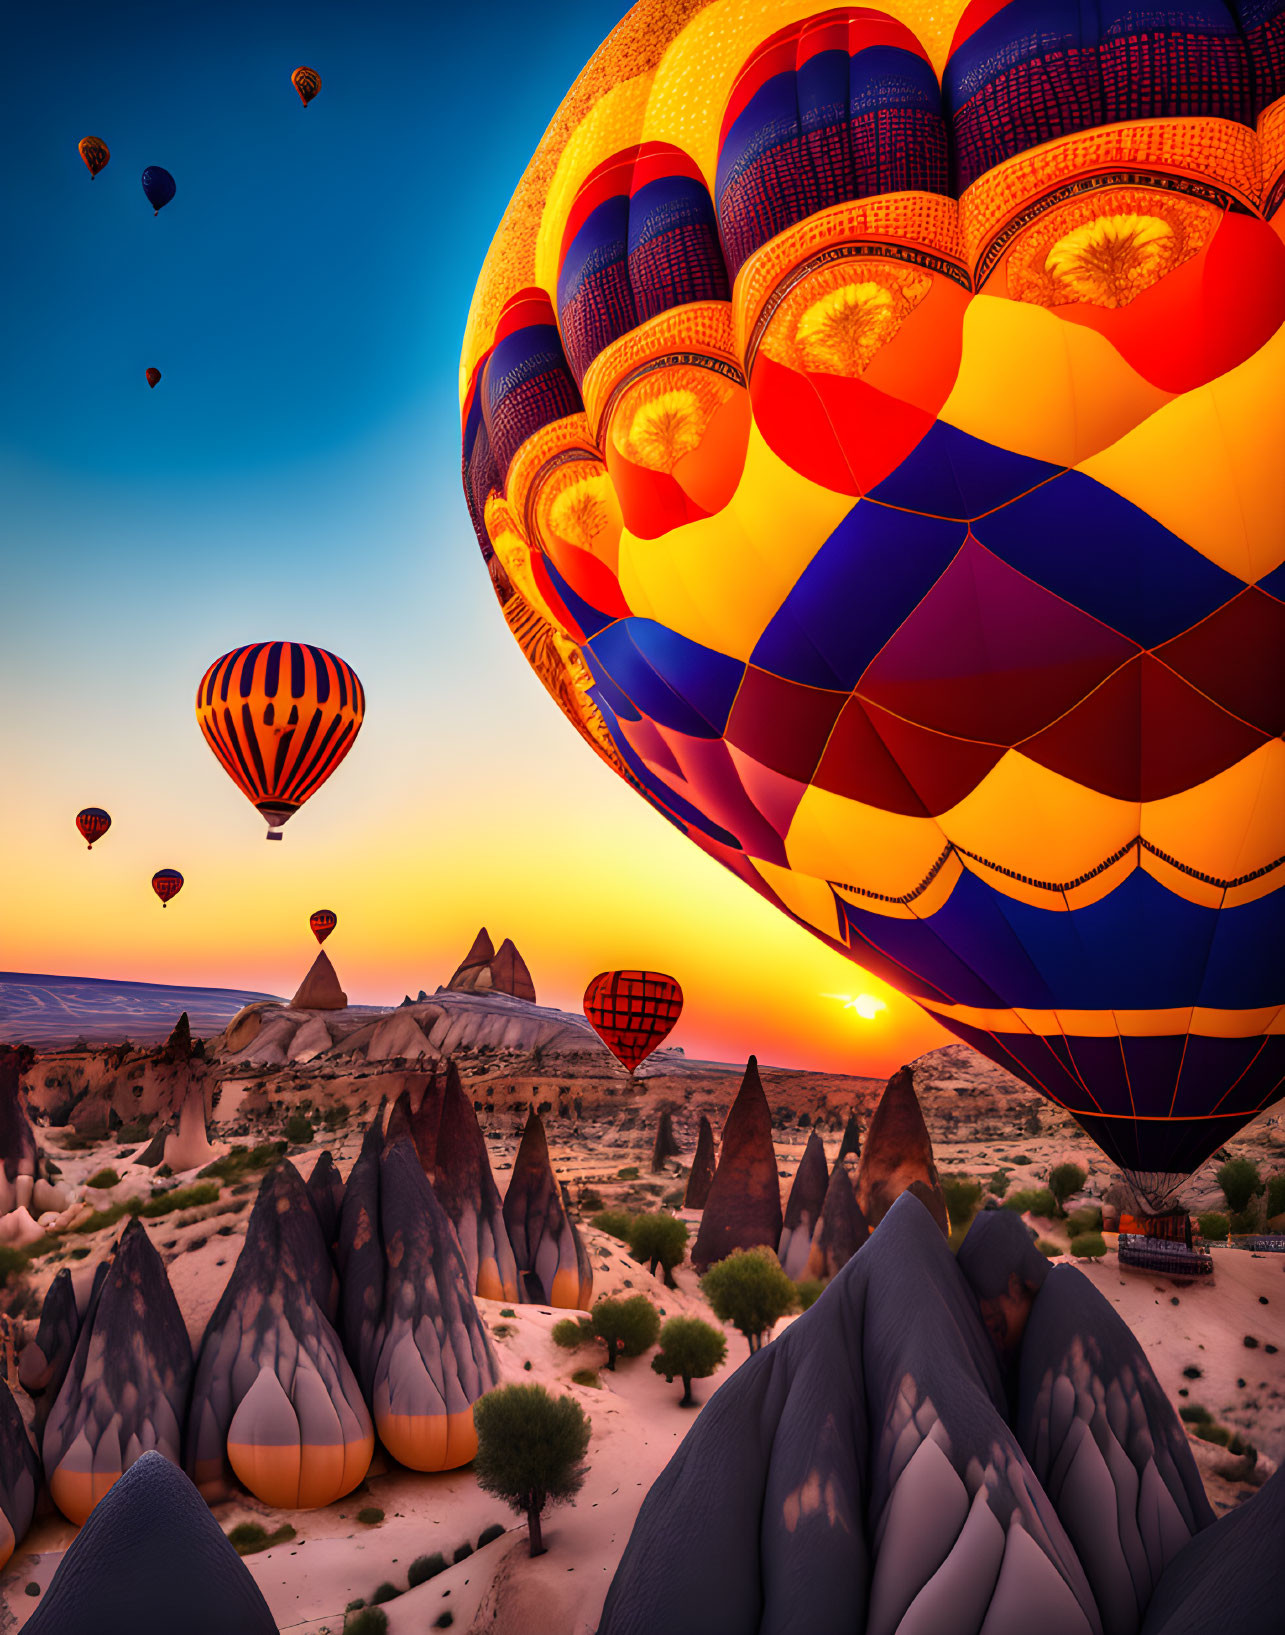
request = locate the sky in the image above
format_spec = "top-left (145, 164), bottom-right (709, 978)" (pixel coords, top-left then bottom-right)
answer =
top-left (1, 0), bottom-right (947, 1075)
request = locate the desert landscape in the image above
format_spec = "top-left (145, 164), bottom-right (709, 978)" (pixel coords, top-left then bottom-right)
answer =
top-left (0, 935), bottom-right (1281, 1633)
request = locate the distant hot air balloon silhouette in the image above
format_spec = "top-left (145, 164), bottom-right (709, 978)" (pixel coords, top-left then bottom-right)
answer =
top-left (310, 909), bottom-right (337, 944)
top-left (145, 368), bottom-right (161, 389)
top-left (141, 166), bottom-right (175, 215)
top-left (76, 808), bottom-right (111, 850)
top-left (195, 642), bottom-right (365, 840)
top-left (151, 869), bottom-right (184, 907)
top-left (78, 137), bottom-right (109, 179)
top-left (584, 971), bottom-right (683, 1073)
top-left (292, 66), bottom-right (321, 107)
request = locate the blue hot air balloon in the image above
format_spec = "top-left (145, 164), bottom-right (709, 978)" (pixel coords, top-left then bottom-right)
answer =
top-left (141, 166), bottom-right (176, 215)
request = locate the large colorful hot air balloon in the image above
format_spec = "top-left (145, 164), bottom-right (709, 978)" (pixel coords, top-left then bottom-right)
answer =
top-left (584, 971), bottom-right (684, 1072)
top-left (292, 66), bottom-right (321, 107)
top-left (76, 808), bottom-right (111, 849)
top-left (151, 869), bottom-right (183, 907)
top-left (141, 166), bottom-right (176, 215)
top-left (145, 368), bottom-right (161, 389)
top-left (310, 909), bottom-right (337, 944)
top-left (78, 137), bottom-right (109, 178)
top-left (195, 643), bottom-right (365, 839)
top-left (462, 0), bottom-right (1285, 1207)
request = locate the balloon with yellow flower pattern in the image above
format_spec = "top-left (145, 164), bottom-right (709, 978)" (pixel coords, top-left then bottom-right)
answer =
top-left (461, 0), bottom-right (1285, 1207)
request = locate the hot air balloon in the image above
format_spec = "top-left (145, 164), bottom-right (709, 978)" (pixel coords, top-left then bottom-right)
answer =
top-left (78, 137), bottom-right (109, 178)
top-left (195, 643), bottom-right (365, 840)
top-left (461, 1), bottom-right (1285, 1208)
top-left (292, 66), bottom-right (321, 107)
top-left (141, 166), bottom-right (175, 215)
top-left (145, 368), bottom-right (161, 389)
top-left (151, 869), bottom-right (183, 907)
top-left (584, 971), bottom-right (684, 1073)
top-left (76, 808), bottom-right (111, 849)
top-left (310, 909), bottom-right (337, 944)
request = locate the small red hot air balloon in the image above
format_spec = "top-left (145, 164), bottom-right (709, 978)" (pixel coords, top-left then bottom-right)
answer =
top-left (145, 368), bottom-right (161, 389)
top-left (310, 909), bottom-right (337, 944)
top-left (76, 808), bottom-right (111, 849)
top-left (292, 66), bottom-right (321, 107)
top-left (584, 971), bottom-right (683, 1073)
top-left (78, 136), bottom-right (109, 178)
top-left (152, 869), bottom-right (184, 907)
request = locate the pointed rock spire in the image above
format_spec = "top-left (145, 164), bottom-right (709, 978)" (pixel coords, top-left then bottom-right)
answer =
top-left (428, 1062), bottom-right (518, 1302)
top-left (684, 1115), bottom-right (716, 1210)
top-left (187, 1163), bottom-right (370, 1508)
top-left (20, 1265), bottom-right (102, 1432)
top-left (490, 936), bottom-right (536, 1002)
top-left (837, 1112), bottom-right (862, 1163)
top-left (447, 927), bottom-right (495, 990)
top-left (42, 1218), bottom-right (192, 1524)
top-left (0, 1373), bottom-right (38, 1569)
top-left (650, 1107), bottom-right (680, 1173)
top-left (804, 1161), bottom-right (868, 1281)
top-left (24, 1452), bottom-right (277, 1635)
top-left (503, 1110), bottom-right (592, 1308)
top-left (290, 950), bottom-right (348, 1011)
top-left (691, 1058), bottom-right (782, 1273)
top-left (159, 1011), bottom-right (193, 1063)
top-left (778, 1130), bottom-right (828, 1279)
top-left (164, 1081), bottom-right (216, 1172)
top-left (856, 1066), bottom-right (948, 1236)
top-left (956, 1209), bottom-right (1049, 1378)
top-left (0, 1046), bottom-right (40, 1214)
top-left (1139, 1469), bottom-right (1285, 1635)
top-left (306, 1150), bottom-right (344, 1248)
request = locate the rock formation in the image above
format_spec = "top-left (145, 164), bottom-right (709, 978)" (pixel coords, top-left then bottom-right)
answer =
top-left (684, 1115), bottom-right (716, 1209)
top-left (20, 1263), bottom-right (107, 1432)
top-left (650, 1107), bottom-right (680, 1172)
top-left (306, 1149), bottom-right (344, 1248)
top-left (340, 1137), bottom-right (499, 1470)
top-left (141, 1079), bottom-right (216, 1172)
top-left (446, 928), bottom-right (537, 1002)
top-left (856, 1065), bottom-right (948, 1235)
top-left (0, 1374), bottom-right (38, 1568)
top-left (427, 1062), bottom-right (519, 1302)
top-left (502, 1110), bottom-right (592, 1307)
top-left (24, 1451), bottom-right (277, 1635)
top-left (42, 1218), bottom-right (192, 1524)
top-left (491, 936), bottom-right (537, 1002)
top-left (691, 1058), bottom-right (782, 1273)
top-left (956, 1207), bottom-right (1050, 1380)
top-left (803, 1161), bottom-right (867, 1281)
top-left (1017, 1266), bottom-right (1213, 1635)
top-left (837, 1112), bottom-right (862, 1163)
top-left (447, 926), bottom-right (495, 989)
top-left (777, 1130), bottom-right (828, 1279)
top-left (366, 1008), bottom-right (435, 1062)
top-left (159, 1010), bottom-right (194, 1063)
top-left (1139, 1468), bottom-right (1284, 1635)
top-left (290, 950), bottom-right (348, 1011)
top-left (187, 1163), bottom-right (371, 1508)
top-left (602, 1194), bottom-right (1215, 1635)
top-left (0, 1046), bottom-right (41, 1214)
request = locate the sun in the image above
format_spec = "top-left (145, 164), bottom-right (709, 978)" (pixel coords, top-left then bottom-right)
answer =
top-left (824, 992), bottom-right (888, 1021)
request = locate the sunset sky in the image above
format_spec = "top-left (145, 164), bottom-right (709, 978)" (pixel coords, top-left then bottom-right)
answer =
top-left (2, 0), bottom-right (946, 1075)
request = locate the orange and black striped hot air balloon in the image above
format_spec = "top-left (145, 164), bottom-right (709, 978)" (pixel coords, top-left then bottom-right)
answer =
top-left (76, 808), bottom-right (111, 849)
top-left (196, 642), bottom-right (365, 840)
top-left (151, 869), bottom-right (183, 907)
top-left (145, 368), bottom-right (161, 389)
top-left (310, 909), bottom-right (337, 944)
top-left (291, 66), bottom-right (321, 107)
top-left (584, 971), bottom-right (683, 1073)
top-left (78, 136), bottom-right (109, 178)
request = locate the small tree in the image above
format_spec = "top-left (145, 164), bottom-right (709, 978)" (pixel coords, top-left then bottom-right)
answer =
top-left (1217, 1157), bottom-right (1262, 1214)
top-left (590, 1295), bottom-right (660, 1370)
top-left (651, 1316), bottom-right (726, 1406)
top-left (1266, 1173), bottom-right (1285, 1220)
top-left (472, 1384), bottom-right (591, 1559)
top-left (700, 1246), bottom-right (797, 1355)
top-left (627, 1212), bottom-right (688, 1288)
top-left (1196, 1211), bottom-right (1229, 1242)
top-left (1048, 1162), bottom-right (1087, 1212)
top-left (1068, 1231), bottom-right (1107, 1259)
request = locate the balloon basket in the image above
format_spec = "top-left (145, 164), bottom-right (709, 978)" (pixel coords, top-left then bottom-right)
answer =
top-left (266, 830), bottom-right (283, 842)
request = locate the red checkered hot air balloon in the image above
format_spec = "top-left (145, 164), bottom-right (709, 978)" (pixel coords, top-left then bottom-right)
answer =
top-left (145, 368), bottom-right (161, 389)
top-left (292, 66), bottom-right (321, 107)
top-left (78, 136), bottom-right (109, 178)
top-left (151, 869), bottom-right (183, 907)
top-left (584, 971), bottom-right (684, 1073)
top-left (310, 909), bottom-right (337, 944)
top-left (195, 642), bottom-right (365, 840)
top-left (75, 808), bottom-right (111, 850)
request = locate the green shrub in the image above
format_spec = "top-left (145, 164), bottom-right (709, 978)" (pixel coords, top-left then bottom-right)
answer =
top-left (407, 1553), bottom-right (447, 1587)
top-left (987, 1169), bottom-right (1011, 1197)
top-left (500, 1308), bottom-right (516, 1318)
top-left (1035, 1239), bottom-right (1063, 1257)
top-left (1003, 1187), bottom-right (1058, 1218)
top-left (701, 1246), bottom-right (797, 1355)
top-left (651, 1316), bottom-right (727, 1406)
top-left (139, 1181), bottom-right (220, 1218)
top-left (570, 1368), bottom-right (601, 1387)
top-left (1048, 1162), bottom-right (1088, 1210)
top-left (284, 1112), bottom-right (314, 1145)
top-left (1265, 1173), bottom-right (1285, 1218)
top-left (616, 1166), bottom-right (640, 1181)
top-left (590, 1295), bottom-right (660, 1370)
top-left (1179, 1403), bottom-right (1211, 1423)
top-left (228, 1521), bottom-right (296, 1555)
top-left (1066, 1205), bottom-right (1103, 1236)
top-left (116, 1120), bottom-right (153, 1143)
top-left (1229, 1207), bottom-right (1260, 1235)
top-left (72, 1200), bottom-right (135, 1235)
top-left (0, 1247), bottom-right (32, 1285)
top-left (1195, 1422), bottom-right (1232, 1446)
top-left (1196, 1211), bottom-right (1230, 1241)
top-left (940, 1176), bottom-right (983, 1234)
top-left (344, 1610), bottom-right (388, 1635)
top-left (1217, 1157), bottom-right (1263, 1213)
top-left (370, 1582), bottom-right (400, 1604)
top-left (85, 1167), bottom-right (121, 1189)
top-left (1069, 1231), bottom-right (1107, 1259)
top-left (1011, 1153), bottom-right (1033, 1164)
top-left (590, 1209), bottom-right (637, 1242)
top-left (478, 1522), bottom-right (506, 1547)
top-left (552, 1318), bottom-right (591, 1350)
top-left (356, 1506), bottom-right (384, 1525)
top-left (795, 1279), bottom-right (825, 1311)
top-left (579, 1189), bottom-right (604, 1212)
top-left (198, 1143), bottom-right (286, 1182)
top-left (626, 1212), bottom-right (688, 1287)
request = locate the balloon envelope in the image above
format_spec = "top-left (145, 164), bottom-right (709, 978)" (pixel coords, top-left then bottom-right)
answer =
top-left (141, 166), bottom-right (176, 214)
top-left (151, 869), bottom-right (183, 907)
top-left (76, 808), bottom-right (111, 849)
top-left (584, 971), bottom-right (683, 1072)
top-left (145, 368), bottom-right (161, 388)
top-left (195, 642), bottom-right (365, 838)
top-left (78, 137), bottom-right (109, 178)
top-left (310, 909), bottom-right (337, 944)
top-left (292, 66), bottom-right (321, 106)
top-left (462, 0), bottom-right (1285, 1204)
